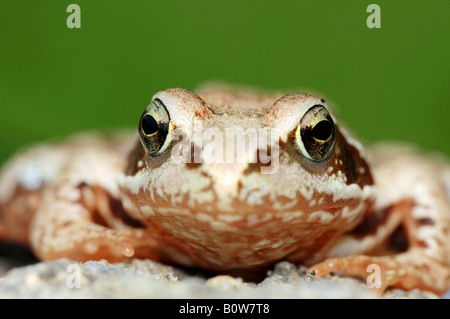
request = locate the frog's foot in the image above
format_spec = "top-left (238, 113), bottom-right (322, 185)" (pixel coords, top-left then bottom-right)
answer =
top-left (307, 250), bottom-right (450, 295)
top-left (31, 216), bottom-right (161, 262)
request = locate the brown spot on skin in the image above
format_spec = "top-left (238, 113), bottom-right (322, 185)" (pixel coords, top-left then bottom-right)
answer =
top-left (417, 218), bottom-right (435, 226)
top-left (417, 240), bottom-right (429, 248)
top-left (91, 207), bottom-right (108, 227)
top-left (349, 205), bottom-right (389, 238)
top-left (76, 182), bottom-right (88, 189)
top-left (387, 225), bottom-right (409, 252)
top-left (107, 193), bottom-right (146, 228)
top-left (333, 128), bottom-right (373, 187)
top-left (194, 110), bottom-right (209, 119)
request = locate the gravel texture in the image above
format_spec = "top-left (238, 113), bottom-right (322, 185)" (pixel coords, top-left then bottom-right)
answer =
top-left (0, 256), bottom-right (441, 299)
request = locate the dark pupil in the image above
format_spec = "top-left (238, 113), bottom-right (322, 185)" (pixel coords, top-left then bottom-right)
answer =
top-left (312, 120), bottom-right (332, 141)
top-left (142, 114), bottom-right (159, 135)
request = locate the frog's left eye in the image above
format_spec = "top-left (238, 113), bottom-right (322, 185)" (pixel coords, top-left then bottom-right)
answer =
top-left (139, 99), bottom-right (172, 156)
top-left (295, 105), bottom-right (336, 161)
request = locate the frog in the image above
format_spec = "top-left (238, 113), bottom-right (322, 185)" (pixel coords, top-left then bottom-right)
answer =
top-left (0, 84), bottom-right (449, 295)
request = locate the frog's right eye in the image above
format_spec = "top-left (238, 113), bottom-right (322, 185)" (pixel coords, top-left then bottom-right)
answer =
top-left (294, 105), bottom-right (336, 162)
top-left (139, 99), bottom-right (172, 156)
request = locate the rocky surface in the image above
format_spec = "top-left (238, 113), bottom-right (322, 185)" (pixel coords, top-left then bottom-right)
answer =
top-left (0, 256), bottom-right (441, 299)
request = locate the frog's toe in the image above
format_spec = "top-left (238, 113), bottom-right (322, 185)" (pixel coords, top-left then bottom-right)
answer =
top-left (307, 252), bottom-right (449, 294)
top-left (307, 255), bottom-right (402, 293)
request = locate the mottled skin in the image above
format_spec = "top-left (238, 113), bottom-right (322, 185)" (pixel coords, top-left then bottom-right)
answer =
top-left (0, 86), bottom-right (449, 294)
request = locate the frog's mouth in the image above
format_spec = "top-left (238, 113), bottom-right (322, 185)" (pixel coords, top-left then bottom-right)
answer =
top-left (117, 179), bottom-right (373, 270)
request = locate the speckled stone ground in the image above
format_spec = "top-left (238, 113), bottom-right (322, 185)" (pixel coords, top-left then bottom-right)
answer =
top-left (0, 256), bottom-right (441, 299)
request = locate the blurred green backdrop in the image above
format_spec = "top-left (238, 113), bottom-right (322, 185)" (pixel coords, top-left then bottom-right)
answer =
top-left (0, 0), bottom-right (449, 164)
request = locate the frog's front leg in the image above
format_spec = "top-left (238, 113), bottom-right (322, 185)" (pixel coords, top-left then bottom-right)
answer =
top-left (28, 147), bottom-right (158, 262)
top-left (308, 146), bottom-right (450, 294)
top-left (30, 187), bottom-right (146, 262)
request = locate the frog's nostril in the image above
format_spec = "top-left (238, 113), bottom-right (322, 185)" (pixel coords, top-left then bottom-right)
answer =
top-left (185, 143), bottom-right (202, 169)
top-left (243, 148), bottom-right (276, 176)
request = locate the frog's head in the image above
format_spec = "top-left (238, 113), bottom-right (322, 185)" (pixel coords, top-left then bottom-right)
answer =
top-left (119, 87), bottom-right (375, 269)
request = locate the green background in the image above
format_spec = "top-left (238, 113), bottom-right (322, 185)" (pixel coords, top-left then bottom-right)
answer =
top-left (0, 0), bottom-right (449, 165)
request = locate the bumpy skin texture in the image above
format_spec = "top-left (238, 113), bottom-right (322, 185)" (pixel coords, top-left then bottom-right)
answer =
top-left (0, 85), bottom-right (449, 294)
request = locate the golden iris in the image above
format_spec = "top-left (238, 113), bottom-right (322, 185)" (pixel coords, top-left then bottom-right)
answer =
top-left (139, 99), bottom-right (171, 156)
top-left (295, 105), bottom-right (336, 161)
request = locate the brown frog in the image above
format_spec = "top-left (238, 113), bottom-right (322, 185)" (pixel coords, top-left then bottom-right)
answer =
top-left (0, 85), bottom-right (448, 294)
